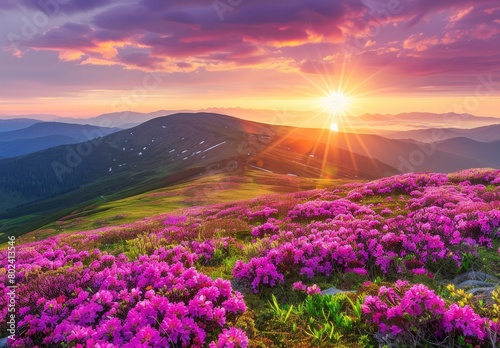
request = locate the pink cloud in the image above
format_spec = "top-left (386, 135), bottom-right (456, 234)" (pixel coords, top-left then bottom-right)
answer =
top-left (403, 33), bottom-right (439, 52)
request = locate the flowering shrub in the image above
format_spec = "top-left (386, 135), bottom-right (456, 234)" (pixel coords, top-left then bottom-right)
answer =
top-left (287, 199), bottom-right (376, 220)
top-left (250, 221), bottom-right (280, 237)
top-left (1, 249), bottom-right (247, 347)
top-left (209, 327), bottom-right (249, 348)
top-left (233, 257), bottom-right (284, 293)
top-left (292, 281), bottom-right (321, 295)
top-left (234, 172), bottom-right (500, 292)
top-left (363, 281), bottom-right (499, 346)
top-left (248, 206), bottom-right (278, 222)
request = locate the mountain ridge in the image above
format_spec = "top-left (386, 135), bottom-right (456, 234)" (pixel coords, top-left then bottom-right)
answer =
top-left (3, 110), bottom-right (499, 131)
top-left (386, 124), bottom-right (500, 143)
top-left (0, 122), bottom-right (121, 142)
top-left (0, 112), bottom-right (396, 212)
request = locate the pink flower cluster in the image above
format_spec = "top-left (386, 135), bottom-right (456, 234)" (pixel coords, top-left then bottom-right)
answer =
top-left (363, 281), bottom-right (499, 345)
top-left (233, 257), bottom-right (284, 293)
top-left (233, 172), bottom-right (500, 292)
top-left (251, 220), bottom-right (281, 237)
top-left (292, 281), bottom-right (321, 295)
top-left (287, 198), bottom-right (375, 220)
top-left (1, 248), bottom-right (247, 347)
top-left (248, 206), bottom-right (278, 222)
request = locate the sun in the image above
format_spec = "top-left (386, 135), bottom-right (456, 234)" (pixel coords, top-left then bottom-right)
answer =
top-left (319, 90), bottom-right (352, 132)
top-left (322, 91), bottom-right (352, 116)
top-left (329, 122), bottom-right (339, 132)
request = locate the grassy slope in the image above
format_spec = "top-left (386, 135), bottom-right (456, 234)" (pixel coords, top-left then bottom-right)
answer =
top-left (4, 171), bottom-right (343, 243)
top-left (0, 113), bottom-right (398, 239)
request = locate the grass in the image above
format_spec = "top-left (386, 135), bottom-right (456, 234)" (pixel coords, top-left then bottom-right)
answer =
top-left (1, 171), bottom-right (342, 243)
top-left (477, 238), bottom-right (500, 278)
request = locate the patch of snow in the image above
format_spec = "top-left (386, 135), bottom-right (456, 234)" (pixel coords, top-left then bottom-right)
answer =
top-left (181, 150), bottom-right (188, 154)
top-left (199, 141), bottom-right (205, 144)
top-left (169, 149), bottom-right (175, 153)
top-left (109, 168), bottom-right (112, 172)
top-left (182, 157), bottom-right (188, 160)
top-left (138, 152), bottom-right (143, 155)
top-left (162, 126), bottom-right (166, 128)
top-left (122, 147), bottom-right (125, 151)
top-left (203, 141), bottom-right (226, 153)
top-left (195, 151), bottom-right (201, 154)
top-left (247, 164), bottom-right (273, 173)
top-left (287, 174), bottom-right (297, 177)
top-left (143, 147), bottom-right (147, 150)
top-left (309, 154), bottom-right (315, 158)
top-left (291, 160), bottom-right (308, 167)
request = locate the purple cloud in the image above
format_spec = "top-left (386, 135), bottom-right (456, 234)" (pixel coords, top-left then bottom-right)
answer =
top-left (1, 0), bottom-right (499, 98)
top-left (0, 0), bottom-right (110, 15)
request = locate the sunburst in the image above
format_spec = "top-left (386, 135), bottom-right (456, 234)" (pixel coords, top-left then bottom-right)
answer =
top-left (322, 90), bottom-right (352, 116)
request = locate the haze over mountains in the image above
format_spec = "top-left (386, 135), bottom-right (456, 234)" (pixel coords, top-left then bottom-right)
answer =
top-left (387, 124), bottom-right (500, 143)
top-left (352, 112), bottom-right (500, 132)
top-left (311, 132), bottom-right (497, 174)
top-left (2, 110), bottom-right (499, 132)
top-left (434, 138), bottom-right (500, 167)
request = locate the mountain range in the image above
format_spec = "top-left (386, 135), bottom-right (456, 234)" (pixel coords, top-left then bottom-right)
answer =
top-left (0, 122), bottom-right (121, 158)
top-left (386, 124), bottom-right (500, 143)
top-left (0, 113), bottom-right (395, 210)
top-left (2, 110), bottom-right (499, 131)
top-left (0, 112), bottom-right (499, 237)
top-left (0, 118), bottom-right (43, 132)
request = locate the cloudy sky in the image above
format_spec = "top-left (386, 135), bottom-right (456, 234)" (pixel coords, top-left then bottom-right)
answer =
top-left (0, 0), bottom-right (499, 117)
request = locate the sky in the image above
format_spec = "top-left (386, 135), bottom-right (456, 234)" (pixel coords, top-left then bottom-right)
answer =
top-left (0, 0), bottom-right (499, 118)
